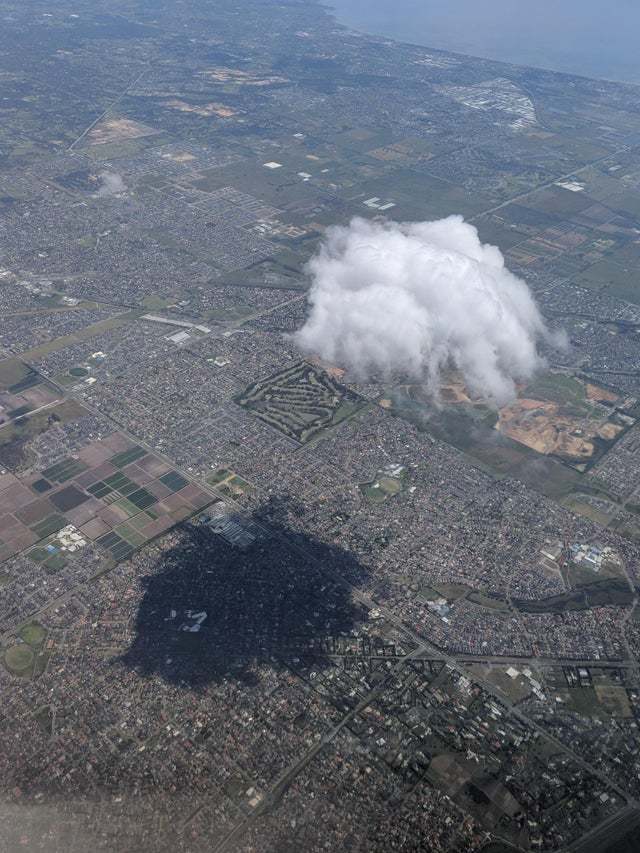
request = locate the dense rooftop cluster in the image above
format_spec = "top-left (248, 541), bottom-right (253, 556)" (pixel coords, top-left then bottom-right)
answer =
top-left (3, 0), bottom-right (640, 850)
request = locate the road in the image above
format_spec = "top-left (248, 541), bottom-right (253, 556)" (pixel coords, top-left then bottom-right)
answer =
top-left (565, 804), bottom-right (640, 853)
top-left (468, 143), bottom-right (631, 223)
top-left (7, 121), bottom-right (640, 847)
top-left (67, 68), bottom-right (150, 151)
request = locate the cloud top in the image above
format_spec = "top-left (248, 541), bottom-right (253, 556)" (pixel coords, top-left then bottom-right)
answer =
top-left (294, 215), bottom-right (556, 405)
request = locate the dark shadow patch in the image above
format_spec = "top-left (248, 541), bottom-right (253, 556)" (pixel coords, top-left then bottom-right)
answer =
top-left (121, 496), bottom-right (369, 687)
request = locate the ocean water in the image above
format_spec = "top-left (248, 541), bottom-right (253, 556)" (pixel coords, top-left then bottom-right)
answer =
top-left (328, 0), bottom-right (640, 84)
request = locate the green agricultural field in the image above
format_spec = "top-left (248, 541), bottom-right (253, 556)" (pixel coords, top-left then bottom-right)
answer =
top-left (351, 169), bottom-right (493, 220)
top-left (611, 189), bottom-right (640, 219)
top-left (30, 514), bottom-right (68, 540)
top-left (473, 215), bottom-right (529, 250)
top-left (114, 523), bottom-right (147, 548)
top-left (575, 257), bottom-right (640, 305)
top-left (113, 496), bottom-right (141, 517)
top-left (520, 184), bottom-right (595, 216)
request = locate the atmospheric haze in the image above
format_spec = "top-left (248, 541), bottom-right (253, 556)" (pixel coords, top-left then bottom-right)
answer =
top-left (295, 215), bottom-right (560, 405)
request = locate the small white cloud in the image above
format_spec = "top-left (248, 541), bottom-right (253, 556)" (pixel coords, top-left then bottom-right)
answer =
top-left (95, 170), bottom-right (126, 197)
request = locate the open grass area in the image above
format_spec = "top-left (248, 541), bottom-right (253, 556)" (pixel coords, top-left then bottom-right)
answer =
top-left (520, 184), bottom-right (596, 216)
top-left (388, 384), bottom-right (585, 499)
top-left (142, 294), bottom-right (173, 310)
top-left (377, 476), bottom-right (403, 495)
top-left (42, 553), bottom-right (67, 574)
top-left (515, 577), bottom-right (633, 613)
top-left (360, 483), bottom-right (388, 504)
top-left (215, 475), bottom-right (253, 499)
top-left (19, 310), bottom-right (142, 361)
top-left (484, 666), bottom-right (536, 702)
top-left (69, 366), bottom-right (89, 378)
top-left (594, 685), bottom-right (633, 717)
top-left (418, 585), bottom-right (443, 602)
top-left (33, 651), bottom-right (51, 679)
top-left (433, 583), bottom-right (470, 601)
top-left (557, 686), bottom-right (614, 720)
top-left (567, 558), bottom-right (625, 588)
top-left (614, 518), bottom-right (640, 544)
top-left (360, 472), bottom-right (405, 504)
top-left (1, 398), bottom-right (86, 449)
top-left (562, 494), bottom-right (617, 526)
top-left (522, 371), bottom-right (591, 415)
top-left (19, 622), bottom-right (46, 646)
top-left (0, 358), bottom-right (32, 390)
top-left (33, 705), bottom-right (53, 735)
top-left (467, 591), bottom-right (510, 611)
top-left (83, 135), bottom-right (167, 161)
top-left (4, 643), bottom-right (34, 676)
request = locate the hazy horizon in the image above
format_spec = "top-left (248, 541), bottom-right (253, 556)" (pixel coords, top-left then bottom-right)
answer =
top-left (329, 0), bottom-right (640, 84)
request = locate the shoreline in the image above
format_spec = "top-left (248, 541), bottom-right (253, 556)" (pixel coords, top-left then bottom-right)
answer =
top-left (321, 0), bottom-right (640, 88)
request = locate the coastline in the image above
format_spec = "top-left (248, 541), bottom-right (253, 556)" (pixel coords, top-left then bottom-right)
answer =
top-left (321, 0), bottom-right (640, 87)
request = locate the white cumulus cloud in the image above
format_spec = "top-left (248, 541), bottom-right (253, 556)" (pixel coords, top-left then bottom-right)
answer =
top-left (294, 215), bottom-right (561, 405)
top-left (95, 170), bottom-right (126, 197)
